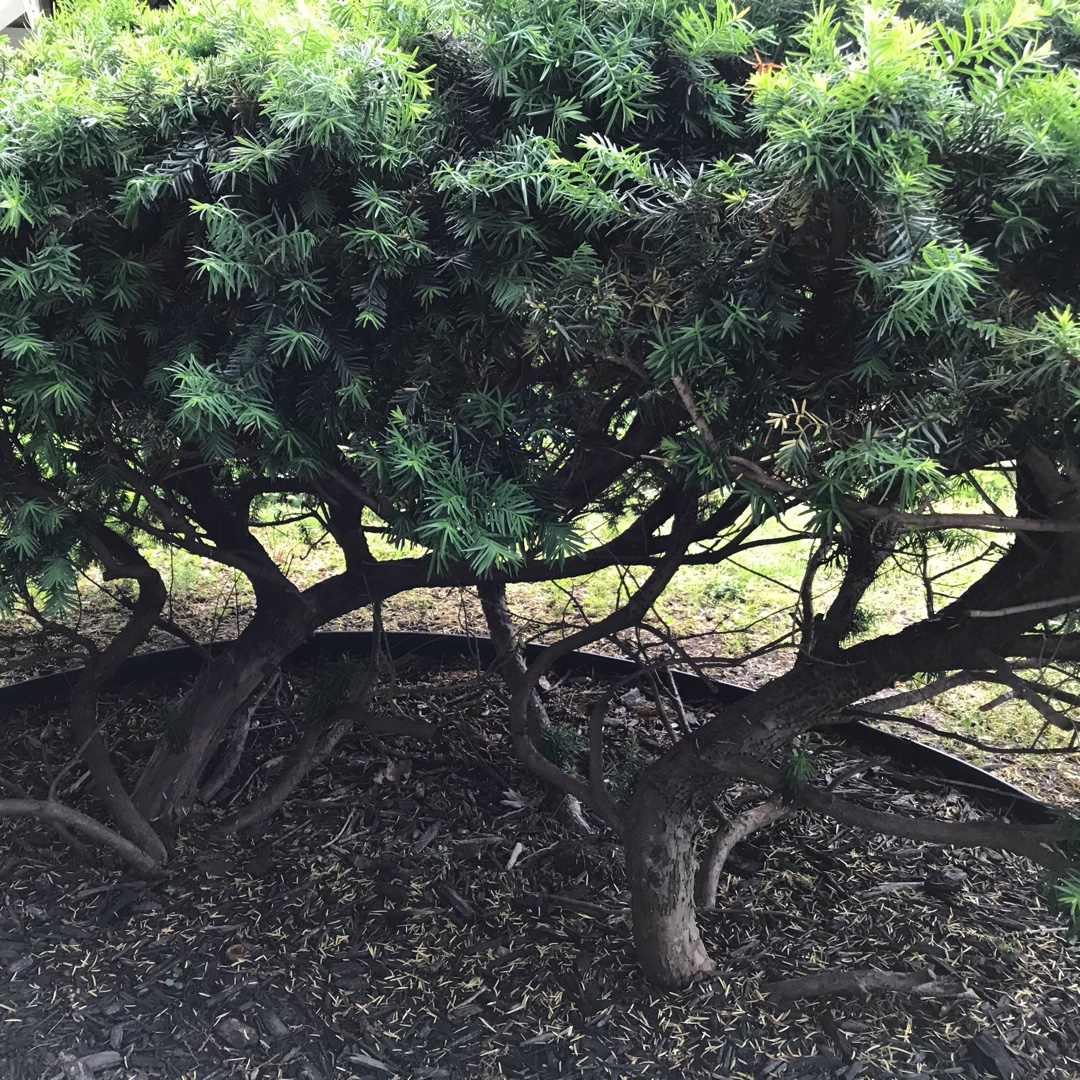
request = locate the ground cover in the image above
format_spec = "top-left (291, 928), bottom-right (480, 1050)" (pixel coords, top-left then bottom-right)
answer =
top-left (3, 493), bottom-right (1080, 1079)
top-left (1, 651), bottom-right (1078, 1080)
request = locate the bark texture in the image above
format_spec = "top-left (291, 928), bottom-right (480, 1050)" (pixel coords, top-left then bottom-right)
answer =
top-left (626, 453), bottom-right (1080, 987)
top-left (478, 581), bottom-right (548, 746)
top-left (626, 760), bottom-right (716, 986)
top-left (132, 589), bottom-right (319, 827)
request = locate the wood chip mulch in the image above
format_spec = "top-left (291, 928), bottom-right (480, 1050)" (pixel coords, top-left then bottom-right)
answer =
top-left (1, 658), bottom-right (1078, 1080)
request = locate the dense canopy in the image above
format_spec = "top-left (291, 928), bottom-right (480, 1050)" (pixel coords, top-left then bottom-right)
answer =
top-left (2, 0), bottom-right (1080, 597)
top-left (2, 0), bottom-right (1080, 992)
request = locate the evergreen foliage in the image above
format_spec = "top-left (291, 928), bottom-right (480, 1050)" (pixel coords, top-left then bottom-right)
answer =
top-left (4, 0), bottom-right (1080, 989)
top-left (2, 0), bottom-right (1080, 603)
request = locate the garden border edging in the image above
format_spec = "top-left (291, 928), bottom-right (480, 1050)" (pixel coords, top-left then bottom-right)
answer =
top-left (0, 630), bottom-right (1056, 824)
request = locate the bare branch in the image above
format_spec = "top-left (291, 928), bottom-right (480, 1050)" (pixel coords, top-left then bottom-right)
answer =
top-left (697, 794), bottom-right (788, 910)
top-left (963, 470), bottom-right (1009, 518)
top-left (0, 774), bottom-right (31, 798)
top-left (704, 755), bottom-right (1074, 877)
top-left (84, 572), bottom-right (213, 662)
top-left (967, 595), bottom-right (1080, 618)
top-left (866, 671), bottom-right (988, 712)
top-left (199, 675), bottom-right (278, 804)
top-left (990, 668), bottom-right (1078, 732)
top-left (0, 650), bottom-right (80, 676)
top-left (727, 456), bottom-right (1080, 534)
top-left (767, 968), bottom-right (971, 1003)
top-left (20, 588), bottom-right (98, 657)
top-left (1008, 634), bottom-right (1080, 662)
top-left (671, 375), bottom-right (720, 455)
top-left (586, 690), bottom-right (630, 833)
top-left (218, 601), bottom-right (393, 834)
top-left (0, 799), bottom-right (161, 873)
top-left (48, 715), bottom-right (109, 802)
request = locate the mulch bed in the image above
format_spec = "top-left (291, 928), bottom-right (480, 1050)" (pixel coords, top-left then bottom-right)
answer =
top-left (1, 654), bottom-right (1079, 1080)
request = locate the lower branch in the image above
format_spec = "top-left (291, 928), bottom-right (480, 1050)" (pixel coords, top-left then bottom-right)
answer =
top-left (766, 968), bottom-right (970, 1003)
top-left (508, 493), bottom-right (699, 820)
top-left (0, 799), bottom-right (161, 873)
top-left (696, 793), bottom-right (788, 909)
top-left (805, 522), bottom-right (896, 659)
top-left (28, 521), bottom-right (170, 862)
top-left (848, 705), bottom-right (1079, 756)
top-left (218, 709), bottom-right (359, 834)
top-left (720, 756), bottom-right (1074, 878)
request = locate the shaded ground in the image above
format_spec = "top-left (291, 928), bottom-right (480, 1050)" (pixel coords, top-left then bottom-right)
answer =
top-left (3, 576), bottom-right (1078, 808)
top-left (1, 653), bottom-right (1079, 1080)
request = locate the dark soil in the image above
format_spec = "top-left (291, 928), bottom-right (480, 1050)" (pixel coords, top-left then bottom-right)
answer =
top-left (1, 651), bottom-right (1079, 1080)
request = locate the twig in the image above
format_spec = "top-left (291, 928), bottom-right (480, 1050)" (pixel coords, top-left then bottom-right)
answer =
top-left (659, 663), bottom-right (693, 734)
top-left (671, 375), bottom-right (720, 455)
top-left (532, 891), bottom-right (618, 918)
top-left (766, 968), bottom-right (972, 1003)
top-left (846, 705), bottom-right (1078, 756)
top-left (967, 595), bottom-right (1080, 618)
top-left (963, 470), bottom-right (1009, 518)
top-left (48, 716), bottom-right (110, 801)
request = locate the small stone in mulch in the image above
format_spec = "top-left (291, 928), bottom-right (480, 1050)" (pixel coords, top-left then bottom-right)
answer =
top-left (215, 1016), bottom-right (260, 1049)
top-left (787, 1052), bottom-right (845, 1075)
top-left (923, 867), bottom-right (968, 900)
top-left (261, 1010), bottom-right (290, 1038)
top-left (57, 1052), bottom-right (93, 1080)
top-left (967, 1032), bottom-right (1018, 1079)
top-left (79, 1052), bottom-right (122, 1073)
top-left (56, 1051), bottom-right (122, 1080)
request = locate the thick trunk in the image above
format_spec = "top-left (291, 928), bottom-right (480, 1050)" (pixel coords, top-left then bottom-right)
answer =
top-left (626, 764), bottom-right (715, 986)
top-left (132, 591), bottom-right (316, 827)
top-left (627, 713), bottom-right (793, 986)
top-left (477, 581), bottom-right (547, 745)
top-left (131, 557), bottom-right (421, 831)
top-left (629, 460), bottom-right (1080, 986)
